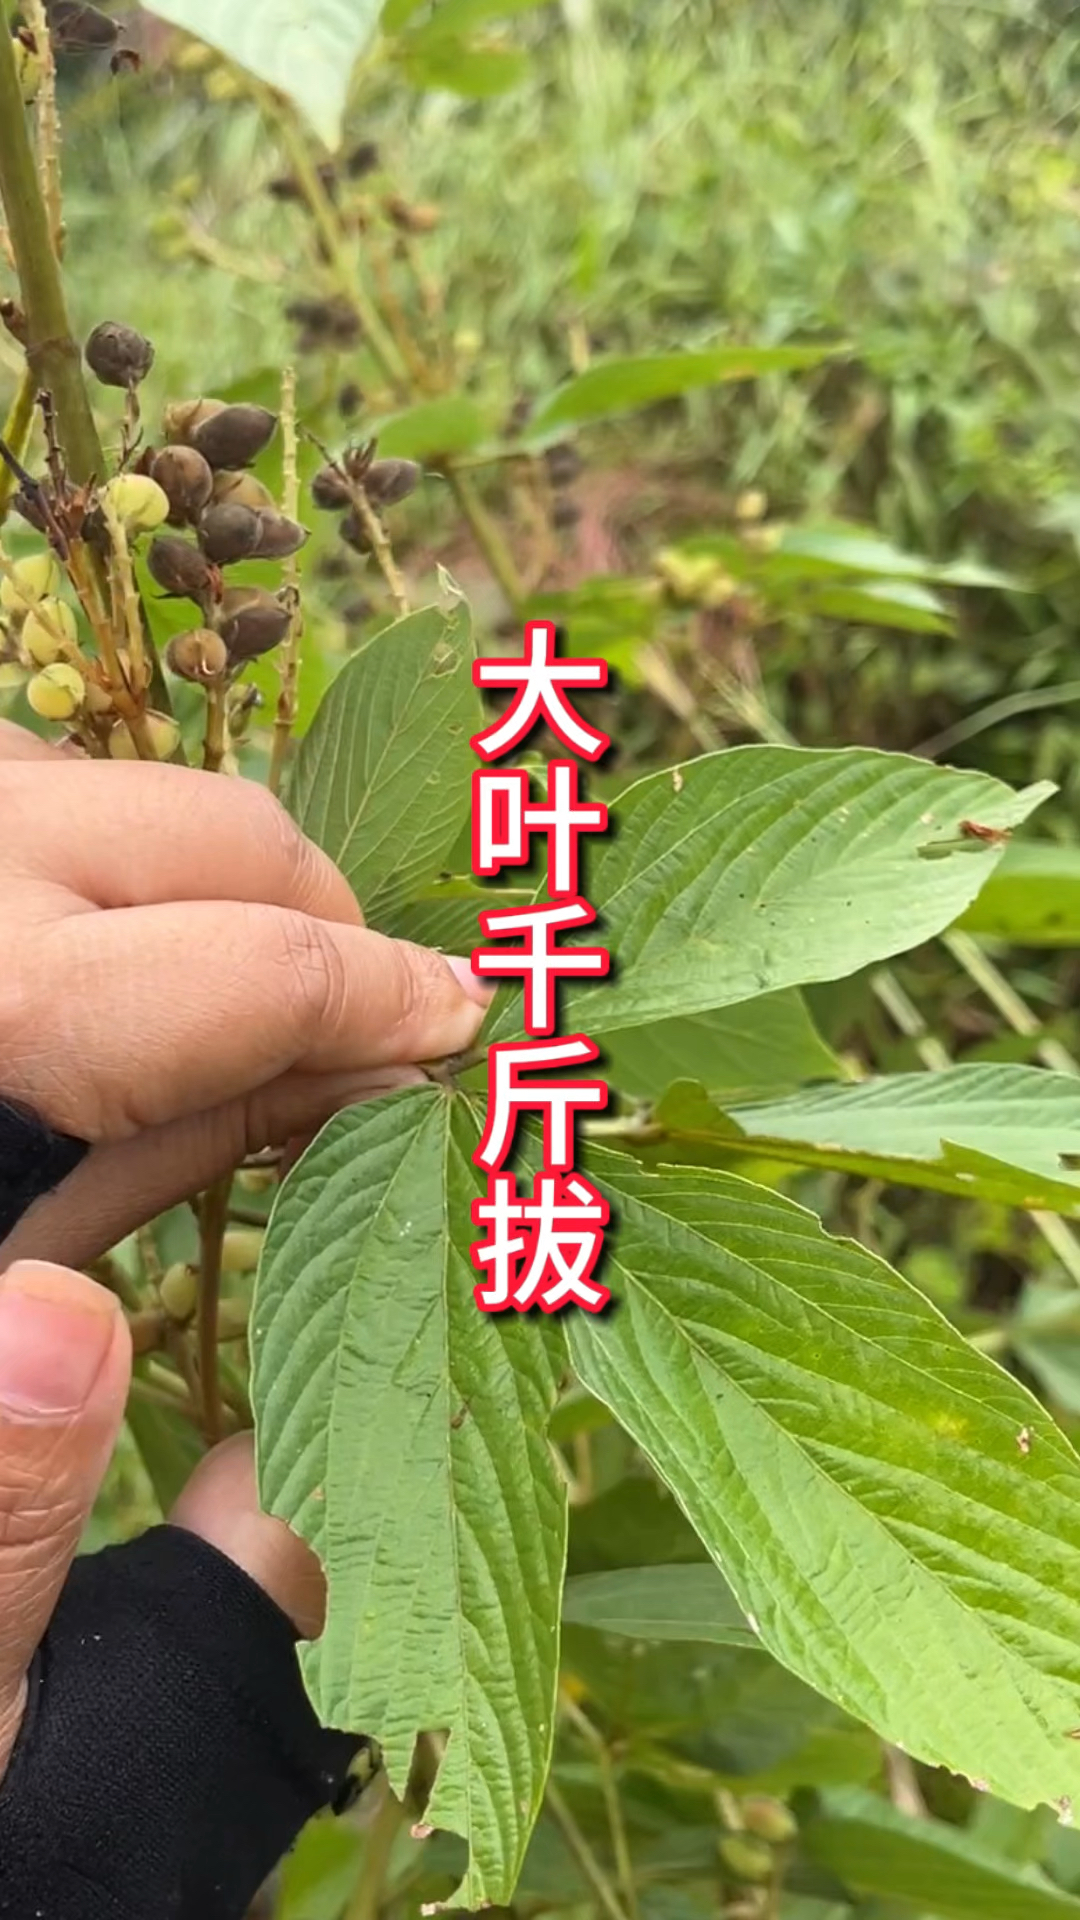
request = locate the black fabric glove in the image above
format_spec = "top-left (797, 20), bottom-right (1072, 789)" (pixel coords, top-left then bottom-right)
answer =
top-left (0, 1097), bottom-right (88, 1249)
top-left (0, 1099), bottom-right (367, 1917)
top-left (0, 1528), bottom-right (364, 1918)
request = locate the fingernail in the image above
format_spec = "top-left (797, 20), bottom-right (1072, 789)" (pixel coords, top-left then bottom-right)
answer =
top-left (0, 1262), bottom-right (118, 1417)
top-left (445, 955), bottom-right (497, 1006)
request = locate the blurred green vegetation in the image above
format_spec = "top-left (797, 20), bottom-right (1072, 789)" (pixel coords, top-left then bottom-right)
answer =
top-left (12, 0), bottom-right (1080, 1913)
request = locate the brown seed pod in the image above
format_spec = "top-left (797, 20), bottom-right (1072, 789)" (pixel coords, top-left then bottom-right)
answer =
top-left (311, 464), bottom-right (353, 511)
top-left (544, 442), bottom-right (583, 489)
top-left (383, 193), bottom-right (439, 233)
top-left (211, 470), bottom-right (277, 512)
top-left (165, 628), bottom-right (229, 683)
top-left (163, 397), bottom-right (226, 444)
top-left (251, 511), bottom-right (309, 560)
top-left (198, 503), bottom-right (262, 566)
top-left (363, 458), bottom-right (422, 507)
top-left (150, 445), bottom-right (214, 526)
top-left (47, 1), bottom-right (120, 50)
top-left (147, 534), bottom-right (214, 604)
top-left (340, 509), bottom-right (374, 554)
top-left (190, 405), bottom-right (278, 471)
top-left (84, 320), bottom-right (154, 389)
top-left (219, 587), bottom-right (293, 663)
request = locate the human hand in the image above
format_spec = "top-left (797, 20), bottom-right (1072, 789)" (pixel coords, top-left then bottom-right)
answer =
top-left (0, 1258), bottom-right (356, 1918)
top-left (0, 719), bottom-right (490, 1269)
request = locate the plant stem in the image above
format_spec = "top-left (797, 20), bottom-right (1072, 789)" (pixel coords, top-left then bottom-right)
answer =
top-left (351, 485), bottom-right (409, 616)
top-left (562, 1699), bottom-right (639, 1920)
top-left (445, 465), bottom-right (525, 611)
top-left (0, 25), bottom-right (102, 485)
top-left (269, 364), bottom-right (301, 796)
top-left (25, 0), bottom-right (61, 255)
top-left (265, 98), bottom-right (408, 394)
top-left (546, 1780), bottom-right (631, 1920)
top-left (203, 679), bottom-right (228, 772)
top-left (197, 1174), bottom-right (230, 1446)
top-left (345, 1784), bottom-right (407, 1920)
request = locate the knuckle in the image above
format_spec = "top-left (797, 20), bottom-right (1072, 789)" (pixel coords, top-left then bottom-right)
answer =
top-left (275, 912), bottom-right (350, 1042)
top-left (242, 784), bottom-right (331, 913)
top-left (385, 939), bottom-right (449, 1046)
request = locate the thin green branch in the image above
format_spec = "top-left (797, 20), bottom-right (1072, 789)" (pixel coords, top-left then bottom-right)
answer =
top-left (0, 24), bottom-right (102, 484)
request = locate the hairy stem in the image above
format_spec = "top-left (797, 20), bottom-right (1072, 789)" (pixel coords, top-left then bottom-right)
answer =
top-left (445, 466), bottom-right (524, 610)
top-left (197, 1175), bottom-right (230, 1446)
top-left (0, 25), bottom-right (102, 484)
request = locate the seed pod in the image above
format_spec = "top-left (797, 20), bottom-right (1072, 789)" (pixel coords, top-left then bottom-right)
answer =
top-left (82, 675), bottom-right (113, 716)
top-left (13, 32), bottom-right (43, 103)
top-left (718, 1837), bottom-right (773, 1884)
top-left (221, 1227), bottom-right (264, 1274)
top-left (147, 534), bottom-right (214, 603)
top-left (219, 586), bottom-right (292, 663)
top-left (85, 320), bottom-right (155, 389)
top-left (151, 445), bottom-right (214, 526)
top-left (0, 552), bottom-right (61, 616)
top-left (383, 193), bottom-right (439, 233)
top-left (251, 510), bottom-right (309, 560)
top-left (27, 662), bottom-right (84, 721)
top-left (544, 442), bottom-right (583, 489)
top-left (159, 1263), bottom-right (197, 1322)
top-left (197, 502), bottom-right (262, 566)
top-left (103, 472), bottom-right (170, 536)
top-left (212, 469), bottom-right (277, 513)
top-left (109, 710), bottom-right (181, 760)
top-left (47, 2), bottom-right (120, 51)
top-left (190, 404), bottom-right (278, 471)
top-left (165, 628), bottom-right (228, 683)
top-left (311, 464), bottom-right (353, 511)
top-left (740, 1800), bottom-right (797, 1846)
top-left (363, 458), bottom-right (421, 508)
top-left (340, 508), bottom-right (373, 554)
top-left (23, 597), bottom-right (78, 667)
top-left (163, 397), bottom-right (226, 445)
top-left (552, 495), bottom-right (581, 532)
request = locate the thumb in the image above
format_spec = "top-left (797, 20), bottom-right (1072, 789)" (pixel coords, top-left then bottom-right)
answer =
top-left (0, 1261), bottom-right (131, 1775)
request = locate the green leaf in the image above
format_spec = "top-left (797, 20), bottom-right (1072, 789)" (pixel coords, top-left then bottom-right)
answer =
top-left (956, 843), bottom-right (1080, 946)
top-left (563, 1565), bottom-right (757, 1646)
top-left (401, 0), bottom-right (551, 34)
top-left (605, 992), bottom-right (840, 1103)
top-left (804, 1790), bottom-right (1080, 1919)
top-left (775, 523), bottom-right (1020, 592)
top-left (568, 1142), bottom-right (1080, 1814)
top-left (125, 1392), bottom-right (205, 1517)
top-left (252, 1088), bottom-right (566, 1908)
top-left (388, 877), bottom-right (533, 952)
top-left (527, 347), bottom-right (839, 438)
top-left (278, 1817), bottom-right (362, 1920)
top-left (659, 1063), bottom-right (1080, 1214)
top-left (373, 396), bottom-right (493, 459)
top-left (805, 579), bottom-right (951, 635)
top-left (141, 0), bottom-right (379, 146)
top-left (398, 37), bottom-right (529, 94)
top-left (286, 605), bottom-right (479, 924)
top-left (484, 748), bottom-right (1052, 1042)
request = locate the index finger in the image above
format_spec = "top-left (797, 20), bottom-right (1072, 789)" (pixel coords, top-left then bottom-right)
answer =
top-left (1, 761), bottom-right (362, 927)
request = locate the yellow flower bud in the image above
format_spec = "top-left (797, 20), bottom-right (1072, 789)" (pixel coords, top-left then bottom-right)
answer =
top-left (22, 597), bottom-right (78, 667)
top-left (108, 710), bottom-right (181, 760)
top-left (159, 1263), bottom-right (197, 1322)
top-left (103, 473), bottom-right (171, 537)
top-left (1, 552), bottom-right (62, 617)
top-left (221, 1228), bottom-right (264, 1274)
top-left (27, 662), bottom-right (85, 721)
